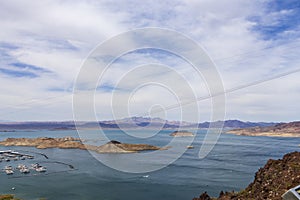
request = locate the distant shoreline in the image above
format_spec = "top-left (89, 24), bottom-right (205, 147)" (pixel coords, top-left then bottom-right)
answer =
top-left (226, 131), bottom-right (300, 137)
top-left (226, 121), bottom-right (300, 138)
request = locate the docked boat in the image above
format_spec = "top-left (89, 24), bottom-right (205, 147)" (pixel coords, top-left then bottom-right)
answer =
top-left (36, 166), bottom-right (47, 172)
top-left (20, 167), bottom-right (30, 174)
top-left (5, 169), bottom-right (14, 175)
top-left (17, 164), bottom-right (26, 169)
top-left (4, 165), bottom-right (13, 170)
top-left (31, 163), bottom-right (40, 169)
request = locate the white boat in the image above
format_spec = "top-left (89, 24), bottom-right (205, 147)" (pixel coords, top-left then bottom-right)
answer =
top-left (36, 166), bottom-right (47, 172)
top-left (5, 169), bottom-right (14, 175)
top-left (0, 150), bottom-right (12, 153)
top-left (17, 164), bottom-right (26, 169)
top-left (31, 163), bottom-right (40, 169)
top-left (4, 165), bottom-right (12, 170)
top-left (20, 167), bottom-right (30, 174)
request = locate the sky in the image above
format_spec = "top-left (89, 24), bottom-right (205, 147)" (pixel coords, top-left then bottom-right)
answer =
top-left (0, 0), bottom-right (300, 122)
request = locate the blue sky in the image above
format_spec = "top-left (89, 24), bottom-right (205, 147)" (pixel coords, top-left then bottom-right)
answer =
top-left (252, 0), bottom-right (300, 40)
top-left (0, 0), bottom-right (299, 122)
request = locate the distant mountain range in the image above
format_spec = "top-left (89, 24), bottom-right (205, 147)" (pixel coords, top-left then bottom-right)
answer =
top-left (0, 117), bottom-right (277, 131)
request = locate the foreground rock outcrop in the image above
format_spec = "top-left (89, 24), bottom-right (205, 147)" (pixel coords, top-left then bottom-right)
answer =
top-left (193, 151), bottom-right (300, 200)
top-left (227, 121), bottom-right (300, 137)
top-left (0, 137), bottom-right (164, 153)
top-left (0, 194), bottom-right (20, 200)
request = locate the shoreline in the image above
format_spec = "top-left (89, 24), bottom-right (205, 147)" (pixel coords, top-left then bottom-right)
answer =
top-left (225, 131), bottom-right (300, 138)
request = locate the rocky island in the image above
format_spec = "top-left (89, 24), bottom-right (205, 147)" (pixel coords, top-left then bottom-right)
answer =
top-left (227, 121), bottom-right (300, 137)
top-left (170, 130), bottom-right (194, 137)
top-left (0, 137), bottom-right (164, 153)
top-left (193, 151), bottom-right (300, 200)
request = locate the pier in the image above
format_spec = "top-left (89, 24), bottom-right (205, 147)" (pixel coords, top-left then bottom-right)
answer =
top-left (0, 150), bottom-right (34, 162)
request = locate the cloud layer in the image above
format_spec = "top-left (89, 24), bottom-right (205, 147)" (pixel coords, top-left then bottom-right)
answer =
top-left (0, 0), bottom-right (299, 122)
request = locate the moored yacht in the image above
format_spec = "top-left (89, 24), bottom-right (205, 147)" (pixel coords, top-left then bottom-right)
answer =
top-left (20, 167), bottom-right (30, 174)
top-left (36, 166), bottom-right (47, 172)
top-left (17, 164), bottom-right (26, 169)
top-left (31, 163), bottom-right (40, 169)
top-left (4, 165), bottom-right (12, 170)
top-left (5, 169), bottom-right (14, 175)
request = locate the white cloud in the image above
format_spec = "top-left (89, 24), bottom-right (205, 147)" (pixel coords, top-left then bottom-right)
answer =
top-left (0, 0), bottom-right (299, 122)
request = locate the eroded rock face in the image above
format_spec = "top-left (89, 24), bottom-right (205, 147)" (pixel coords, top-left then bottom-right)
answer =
top-left (0, 137), bottom-right (164, 153)
top-left (193, 151), bottom-right (300, 200)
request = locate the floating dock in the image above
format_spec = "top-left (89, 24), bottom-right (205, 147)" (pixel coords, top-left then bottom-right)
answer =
top-left (0, 150), bottom-right (34, 161)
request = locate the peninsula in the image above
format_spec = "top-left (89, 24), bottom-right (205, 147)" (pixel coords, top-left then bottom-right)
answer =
top-left (0, 137), bottom-right (164, 153)
top-left (227, 121), bottom-right (300, 137)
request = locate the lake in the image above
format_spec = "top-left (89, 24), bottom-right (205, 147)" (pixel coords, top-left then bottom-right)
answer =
top-left (0, 129), bottom-right (299, 200)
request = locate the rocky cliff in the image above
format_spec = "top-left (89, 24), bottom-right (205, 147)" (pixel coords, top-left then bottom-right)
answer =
top-left (193, 151), bottom-right (300, 200)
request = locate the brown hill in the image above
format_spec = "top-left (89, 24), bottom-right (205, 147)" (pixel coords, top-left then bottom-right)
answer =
top-left (227, 121), bottom-right (300, 137)
top-left (193, 151), bottom-right (300, 200)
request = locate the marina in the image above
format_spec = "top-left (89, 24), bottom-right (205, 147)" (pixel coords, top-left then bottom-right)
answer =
top-left (0, 148), bottom-right (75, 179)
top-left (0, 150), bottom-right (34, 162)
top-left (0, 150), bottom-right (47, 175)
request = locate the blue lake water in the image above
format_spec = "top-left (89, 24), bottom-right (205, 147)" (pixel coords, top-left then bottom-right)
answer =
top-left (0, 129), bottom-right (299, 200)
